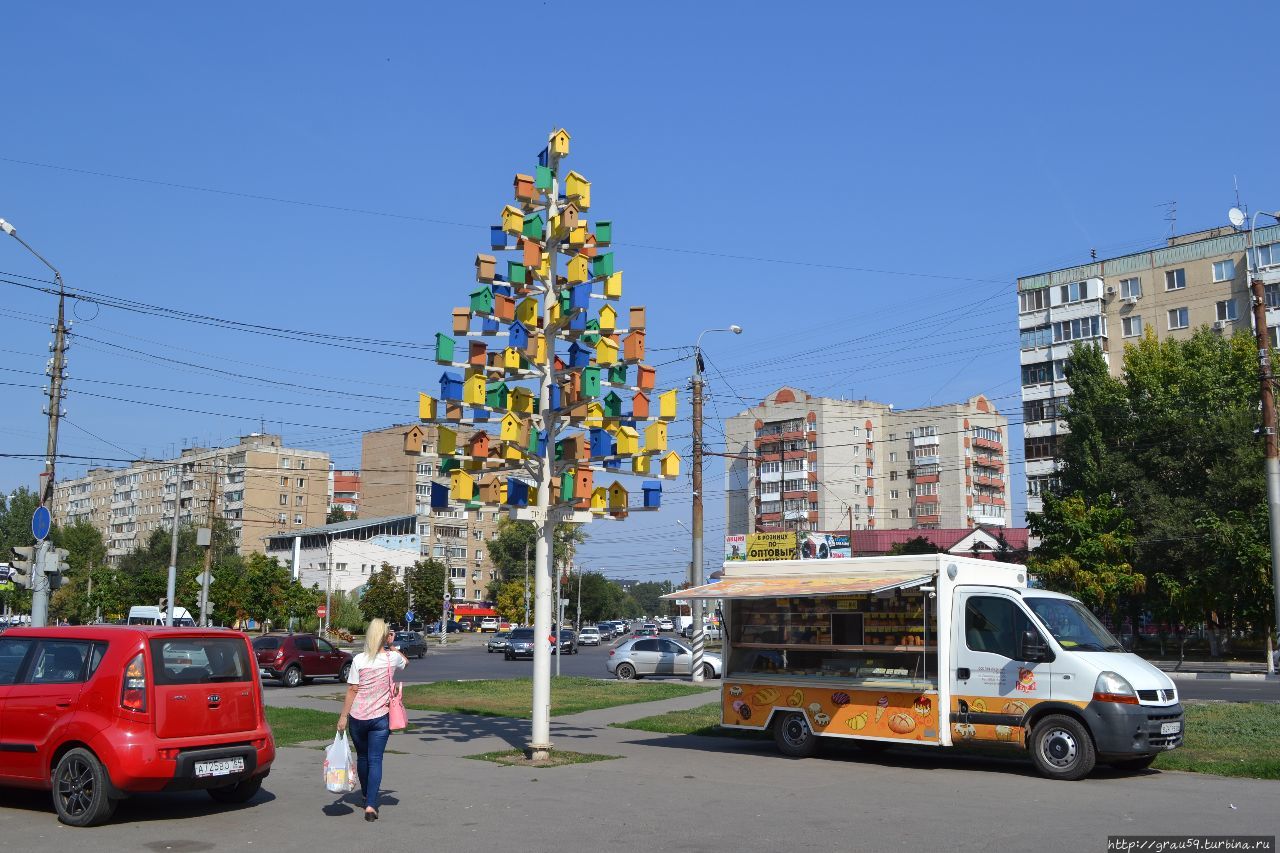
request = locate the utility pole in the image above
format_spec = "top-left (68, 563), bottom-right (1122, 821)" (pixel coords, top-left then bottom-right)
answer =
top-left (200, 466), bottom-right (219, 627)
top-left (523, 542), bottom-right (530, 625)
top-left (165, 464), bottom-right (182, 626)
top-left (554, 553), bottom-right (562, 676)
top-left (324, 536), bottom-right (334, 634)
top-left (576, 561), bottom-right (583, 631)
top-left (440, 558), bottom-right (450, 647)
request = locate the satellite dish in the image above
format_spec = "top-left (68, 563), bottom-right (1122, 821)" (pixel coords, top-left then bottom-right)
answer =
top-left (1229, 207), bottom-right (1246, 228)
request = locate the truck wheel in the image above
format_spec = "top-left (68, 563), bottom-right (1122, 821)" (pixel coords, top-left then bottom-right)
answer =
top-left (773, 712), bottom-right (819, 758)
top-left (1030, 714), bottom-right (1096, 780)
top-left (283, 665), bottom-right (303, 688)
top-left (207, 776), bottom-right (263, 804)
top-left (1109, 754), bottom-right (1158, 772)
top-left (53, 748), bottom-right (118, 827)
top-left (615, 663), bottom-right (636, 680)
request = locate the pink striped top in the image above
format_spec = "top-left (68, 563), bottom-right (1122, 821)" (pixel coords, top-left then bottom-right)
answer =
top-left (346, 650), bottom-right (406, 720)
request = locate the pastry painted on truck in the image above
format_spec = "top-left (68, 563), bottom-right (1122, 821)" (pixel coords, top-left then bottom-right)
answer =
top-left (1002, 700), bottom-right (1029, 717)
top-left (887, 712), bottom-right (917, 734)
top-left (995, 725), bottom-right (1013, 742)
top-left (808, 702), bottom-right (823, 716)
top-left (969, 698), bottom-right (987, 713)
top-left (787, 688), bottom-right (804, 707)
top-left (831, 691), bottom-right (850, 706)
top-left (751, 688), bottom-right (779, 706)
top-left (728, 685), bottom-right (743, 697)
top-left (953, 723), bottom-right (976, 740)
top-left (847, 711), bottom-right (869, 731)
top-left (875, 695), bottom-right (890, 722)
top-left (912, 696), bottom-right (932, 718)
top-left (813, 712), bottom-right (831, 727)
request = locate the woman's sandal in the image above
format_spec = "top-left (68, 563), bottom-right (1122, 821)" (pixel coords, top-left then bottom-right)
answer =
top-left (364, 808), bottom-right (378, 822)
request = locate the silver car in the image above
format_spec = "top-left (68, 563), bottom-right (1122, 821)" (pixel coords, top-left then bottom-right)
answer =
top-left (606, 637), bottom-right (721, 680)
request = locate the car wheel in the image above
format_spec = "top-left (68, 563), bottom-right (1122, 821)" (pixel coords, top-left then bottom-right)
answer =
top-left (504, 652), bottom-right (513, 661)
top-left (338, 662), bottom-right (351, 682)
top-left (52, 747), bottom-right (117, 827)
top-left (615, 663), bottom-right (636, 680)
top-left (283, 665), bottom-right (303, 688)
top-left (1030, 714), bottom-right (1096, 781)
top-left (207, 776), bottom-right (263, 805)
top-left (418, 651), bottom-right (425, 660)
top-left (773, 712), bottom-right (819, 759)
top-left (1109, 754), bottom-right (1158, 772)
top-left (487, 647), bottom-right (493, 653)
top-left (701, 662), bottom-right (716, 680)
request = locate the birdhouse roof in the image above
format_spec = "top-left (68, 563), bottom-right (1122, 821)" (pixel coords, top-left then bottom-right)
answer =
top-left (552, 128), bottom-right (571, 141)
top-left (617, 425), bottom-right (639, 438)
top-left (513, 173), bottom-right (533, 184)
top-left (502, 204), bottom-right (523, 216)
top-left (603, 390), bottom-right (621, 402)
top-left (566, 170), bottom-right (588, 184)
top-left (440, 371), bottom-right (462, 383)
top-left (609, 481), bottom-right (626, 493)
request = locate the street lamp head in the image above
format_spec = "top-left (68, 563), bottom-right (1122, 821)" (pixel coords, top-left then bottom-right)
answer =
top-left (0, 219), bottom-right (14, 237)
top-left (729, 324), bottom-right (743, 335)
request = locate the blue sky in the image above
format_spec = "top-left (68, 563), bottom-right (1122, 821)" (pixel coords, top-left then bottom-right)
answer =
top-left (2, 3), bottom-right (1277, 583)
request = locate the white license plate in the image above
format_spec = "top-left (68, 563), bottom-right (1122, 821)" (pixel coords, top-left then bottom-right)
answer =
top-left (194, 757), bottom-right (245, 778)
top-left (1160, 721), bottom-right (1181, 735)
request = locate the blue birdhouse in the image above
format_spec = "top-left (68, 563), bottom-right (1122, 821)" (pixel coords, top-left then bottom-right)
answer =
top-left (481, 316), bottom-right (500, 335)
top-left (568, 311), bottom-right (587, 332)
top-left (493, 284), bottom-right (513, 297)
top-left (439, 371), bottom-right (463, 401)
top-left (589, 428), bottom-right (613, 458)
top-left (567, 342), bottom-right (592, 369)
top-left (642, 481), bottom-right (662, 508)
top-left (490, 226), bottom-right (508, 249)
top-left (430, 481), bottom-right (451, 509)
top-left (569, 283), bottom-right (591, 312)
top-left (471, 407), bottom-right (490, 422)
top-left (548, 385), bottom-right (562, 411)
top-left (529, 429), bottom-right (547, 457)
top-left (603, 456), bottom-right (622, 471)
top-left (508, 320), bottom-right (531, 353)
top-left (507, 478), bottom-right (530, 507)
top-left (537, 147), bottom-right (550, 168)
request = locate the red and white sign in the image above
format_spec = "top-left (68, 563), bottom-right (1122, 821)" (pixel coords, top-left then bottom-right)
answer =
top-left (316, 605), bottom-right (327, 618)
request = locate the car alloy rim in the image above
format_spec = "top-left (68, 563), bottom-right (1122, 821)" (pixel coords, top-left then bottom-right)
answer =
top-left (57, 757), bottom-right (94, 816)
top-left (782, 715), bottom-right (810, 748)
top-left (1042, 727), bottom-right (1078, 768)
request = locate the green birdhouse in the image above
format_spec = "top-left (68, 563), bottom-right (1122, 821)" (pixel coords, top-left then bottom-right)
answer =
top-left (582, 318), bottom-right (600, 347)
top-left (608, 364), bottom-right (628, 385)
top-left (582, 366), bottom-right (602, 398)
top-left (602, 390), bottom-right (623, 418)
top-left (592, 253), bottom-right (615, 278)
top-left (535, 165), bottom-right (553, 191)
top-left (595, 221), bottom-right (612, 245)
top-left (522, 213), bottom-right (544, 240)
top-left (508, 261), bottom-right (528, 286)
top-left (434, 333), bottom-right (455, 364)
top-left (485, 381), bottom-right (509, 410)
top-left (470, 285), bottom-right (494, 315)
top-left (560, 470), bottom-right (574, 503)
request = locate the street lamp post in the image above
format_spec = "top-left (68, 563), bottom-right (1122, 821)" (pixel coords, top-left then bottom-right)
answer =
top-left (689, 325), bottom-right (742, 682)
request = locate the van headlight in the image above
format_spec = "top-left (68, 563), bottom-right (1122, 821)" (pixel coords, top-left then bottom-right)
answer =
top-left (1093, 671), bottom-right (1139, 705)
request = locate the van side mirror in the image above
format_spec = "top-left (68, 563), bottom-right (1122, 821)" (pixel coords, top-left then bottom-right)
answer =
top-left (1020, 629), bottom-right (1051, 662)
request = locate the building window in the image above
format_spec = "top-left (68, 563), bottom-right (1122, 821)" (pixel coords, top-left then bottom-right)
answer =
top-left (295, 495), bottom-right (304, 506)
top-left (1164, 268), bottom-right (1186, 291)
top-left (297, 478), bottom-right (305, 488)
top-left (1019, 289), bottom-right (1049, 313)
top-left (1027, 475), bottom-right (1060, 497)
top-left (1216, 299), bottom-right (1237, 322)
top-left (279, 476), bottom-right (287, 487)
top-left (1119, 277), bottom-right (1142, 299)
top-left (279, 494), bottom-right (288, 506)
top-left (1257, 243), bottom-right (1280, 268)
top-left (1212, 259), bottom-right (1236, 282)
top-left (1020, 325), bottom-right (1052, 350)
top-left (889, 490), bottom-right (899, 500)
top-left (889, 471), bottom-right (898, 481)
top-left (1122, 315), bottom-right (1143, 338)
top-left (416, 463), bottom-right (433, 476)
top-left (278, 513), bottom-right (287, 523)
top-left (759, 462), bottom-right (781, 474)
top-left (1053, 316), bottom-right (1104, 343)
top-left (1059, 280), bottom-right (1090, 304)
top-left (1167, 307), bottom-right (1189, 330)
top-left (432, 545), bottom-right (446, 558)
top-left (916, 482), bottom-right (938, 496)
top-left (1021, 361), bottom-right (1056, 387)
top-left (888, 452), bottom-right (897, 462)
top-left (1023, 396), bottom-right (1066, 423)
top-left (1024, 436), bottom-right (1058, 461)
top-left (1266, 283), bottom-right (1280, 308)
top-left (281, 458), bottom-right (291, 469)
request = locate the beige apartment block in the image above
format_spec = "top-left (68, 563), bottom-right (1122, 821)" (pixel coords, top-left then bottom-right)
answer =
top-left (1018, 221), bottom-right (1280, 514)
top-left (724, 388), bottom-right (1009, 536)
top-left (51, 434), bottom-right (330, 563)
top-left (360, 423), bottom-right (501, 603)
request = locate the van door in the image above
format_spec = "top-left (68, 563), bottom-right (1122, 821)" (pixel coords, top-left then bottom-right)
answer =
top-left (950, 590), bottom-right (1053, 746)
top-left (1, 639), bottom-right (92, 780)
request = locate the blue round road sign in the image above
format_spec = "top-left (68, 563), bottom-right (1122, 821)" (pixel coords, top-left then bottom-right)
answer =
top-left (31, 505), bottom-right (51, 542)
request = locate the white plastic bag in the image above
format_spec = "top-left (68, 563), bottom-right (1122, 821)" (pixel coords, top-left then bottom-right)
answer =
top-left (323, 731), bottom-right (357, 794)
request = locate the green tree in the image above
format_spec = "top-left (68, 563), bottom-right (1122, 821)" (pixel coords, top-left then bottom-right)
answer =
top-left (326, 507), bottom-right (349, 524)
top-left (485, 518), bottom-right (587, 585)
top-left (1028, 492), bottom-right (1144, 613)
top-left (0, 487), bottom-right (39, 615)
top-left (571, 571), bottom-right (628, 624)
top-left (359, 565), bottom-right (406, 623)
top-left (493, 580), bottom-right (527, 624)
top-left (627, 580), bottom-right (675, 617)
top-left (46, 521), bottom-right (109, 623)
top-left (405, 560), bottom-right (446, 625)
top-left (888, 536), bottom-right (941, 556)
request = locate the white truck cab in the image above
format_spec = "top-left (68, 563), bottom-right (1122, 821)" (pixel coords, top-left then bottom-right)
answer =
top-left (127, 606), bottom-right (196, 627)
top-left (669, 554), bottom-right (1183, 780)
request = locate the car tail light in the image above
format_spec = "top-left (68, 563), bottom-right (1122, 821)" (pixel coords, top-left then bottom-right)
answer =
top-left (121, 652), bottom-right (147, 712)
top-left (608, 649), bottom-right (615, 656)
top-left (158, 748), bottom-right (179, 760)
top-left (274, 650), bottom-right (285, 664)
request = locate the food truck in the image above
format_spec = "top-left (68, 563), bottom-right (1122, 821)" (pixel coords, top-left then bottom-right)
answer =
top-left (665, 554), bottom-right (1183, 780)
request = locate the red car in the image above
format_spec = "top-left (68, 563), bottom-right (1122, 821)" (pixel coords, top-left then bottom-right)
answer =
top-left (252, 633), bottom-right (352, 688)
top-left (0, 626), bottom-right (274, 826)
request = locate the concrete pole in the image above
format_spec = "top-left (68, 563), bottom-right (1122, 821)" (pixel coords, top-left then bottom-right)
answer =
top-left (440, 559), bottom-right (450, 646)
top-left (523, 542), bottom-right (530, 625)
top-left (690, 357), bottom-right (706, 682)
top-left (165, 467), bottom-right (181, 626)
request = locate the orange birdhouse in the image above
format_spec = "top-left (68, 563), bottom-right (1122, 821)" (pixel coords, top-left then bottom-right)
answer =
top-left (629, 306), bottom-right (646, 330)
top-left (632, 390), bottom-right (650, 419)
top-left (467, 431), bottom-right (491, 459)
top-left (453, 308), bottom-right (471, 336)
top-left (513, 173), bottom-right (535, 202)
top-left (636, 364), bottom-right (656, 390)
top-left (574, 465), bottom-right (594, 500)
top-left (623, 330), bottom-right (645, 362)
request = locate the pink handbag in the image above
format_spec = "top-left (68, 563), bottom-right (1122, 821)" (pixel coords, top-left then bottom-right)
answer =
top-left (387, 657), bottom-right (407, 731)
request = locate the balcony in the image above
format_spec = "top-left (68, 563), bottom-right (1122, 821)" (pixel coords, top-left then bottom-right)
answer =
top-left (914, 455), bottom-right (940, 467)
top-left (913, 435), bottom-right (940, 448)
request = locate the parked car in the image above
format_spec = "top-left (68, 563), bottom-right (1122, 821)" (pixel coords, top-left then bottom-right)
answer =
top-left (428, 620), bottom-right (467, 635)
top-left (479, 617), bottom-right (500, 633)
top-left (391, 630), bottom-right (427, 659)
top-left (578, 627), bottom-right (601, 646)
top-left (657, 617), bottom-right (675, 632)
top-left (0, 626), bottom-right (275, 826)
top-left (680, 623), bottom-right (723, 641)
top-left (505, 627), bottom-right (539, 660)
top-left (486, 630), bottom-right (512, 653)
top-left (557, 629), bottom-right (578, 655)
top-left (595, 623), bottom-right (615, 639)
top-left (607, 637), bottom-right (721, 680)
top-left (253, 633), bottom-right (352, 688)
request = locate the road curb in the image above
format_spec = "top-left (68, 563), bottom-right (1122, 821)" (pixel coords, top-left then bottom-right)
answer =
top-left (1163, 671), bottom-right (1278, 681)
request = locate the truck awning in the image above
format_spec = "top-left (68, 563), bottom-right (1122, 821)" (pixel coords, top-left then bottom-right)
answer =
top-left (662, 574), bottom-right (932, 600)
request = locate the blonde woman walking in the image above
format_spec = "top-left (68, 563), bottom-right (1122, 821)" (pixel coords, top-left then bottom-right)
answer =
top-left (337, 618), bottom-right (406, 821)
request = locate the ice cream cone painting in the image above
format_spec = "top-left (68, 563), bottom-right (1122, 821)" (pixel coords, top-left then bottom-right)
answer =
top-left (875, 695), bottom-right (890, 722)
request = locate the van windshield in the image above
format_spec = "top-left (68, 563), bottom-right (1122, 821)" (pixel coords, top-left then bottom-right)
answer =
top-left (1024, 597), bottom-right (1123, 652)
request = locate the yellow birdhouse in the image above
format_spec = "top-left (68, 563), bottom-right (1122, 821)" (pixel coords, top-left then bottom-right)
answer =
top-left (502, 440), bottom-right (524, 462)
top-left (450, 469), bottom-right (476, 502)
top-left (585, 402), bottom-right (604, 429)
top-left (567, 254), bottom-right (590, 284)
top-left (537, 254), bottom-right (550, 281)
top-left (645, 421), bottom-right (668, 453)
top-left (516, 297), bottom-right (539, 327)
top-left (590, 486), bottom-right (608, 514)
top-left (633, 453), bottom-right (652, 475)
top-left (502, 347), bottom-right (522, 370)
top-left (604, 272), bottom-right (622, 300)
top-left (418, 393), bottom-right (437, 422)
top-left (616, 425), bottom-right (639, 456)
top-left (569, 223), bottom-right (588, 245)
top-left (546, 300), bottom-right (562, 326)
top-left (599, 304), bottom-right (617, 332)
top-left (463, 373), bottom-right (486, 406)
top-left (660, 452), bottom-right (681, 478)
top-left (659, 389), bottom-right (678, 420)
top-left (508, 386), bottom-right (534, 415)
top-left (501, 205), bottom-right (524, 235)
top-left (549, 128), bottom-right (571, 157)
top-left (534, 334), bottom-right (547, 365)
top-left (437, 425), bottom-right (457, 456)
top-left (565, 171), bottom-right (591, 209)
top-left (608, 481), bottom-right (628, 511)
top-left (595, 336), bottom-right (619, 366)
top-left (500, 412), bottom-right (525, 443)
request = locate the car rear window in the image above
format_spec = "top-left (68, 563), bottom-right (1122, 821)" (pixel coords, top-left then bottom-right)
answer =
top-left (509, 628), bottom-right (535, 639)
top-left (150, 638), bottom-right (252, 684)
top-left (253, 637), bottom-right (282, 650)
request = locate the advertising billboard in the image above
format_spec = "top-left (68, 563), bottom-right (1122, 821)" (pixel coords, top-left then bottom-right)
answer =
top-left (724, 534), bottom-right (747, 562)
top-left (798, 532), bottom-right (851, 559)
top-left (745, 532), bottom-right (797, 561)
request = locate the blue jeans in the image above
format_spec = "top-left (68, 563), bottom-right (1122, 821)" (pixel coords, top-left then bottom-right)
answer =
top-left (348, 714), bottom-right (390, 810)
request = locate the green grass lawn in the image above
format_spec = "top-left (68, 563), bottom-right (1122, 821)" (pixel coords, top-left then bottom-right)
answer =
top-left (266, 706), bottom-right (340, 747)
top-left (610, 701), bottom-right (1280, 780)
top-left (401, 676), bottom-right (708, 718)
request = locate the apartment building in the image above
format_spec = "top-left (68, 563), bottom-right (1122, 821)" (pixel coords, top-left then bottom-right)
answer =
top-left (723, 388), bottom-right (1009, 536)
top-left (51, 434), bottom-right (331, 563)
top-left (1018, 220), bottom-right (1280, 514)
top-left (329, 468), bottom-right (360, 516)
top-left (359, 423), bottom-right (502, 603)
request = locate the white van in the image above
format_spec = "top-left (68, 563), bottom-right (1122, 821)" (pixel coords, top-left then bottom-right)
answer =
top-left (668, 554), bottom-right (1183, 780)
top-left (127, 605), bottom-right (196, 627)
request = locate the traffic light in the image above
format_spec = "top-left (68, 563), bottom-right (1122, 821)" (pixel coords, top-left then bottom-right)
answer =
top-left (46, 547), bottom-right (70, 576)
top-left (11, 546), bottom-right (36, 589)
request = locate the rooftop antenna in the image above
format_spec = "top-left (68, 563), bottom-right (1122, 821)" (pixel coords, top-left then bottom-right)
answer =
top-left (1234, 175), bottom-right (1245, 216)
top-left (1156, 200), bottom-right (1176, 239)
